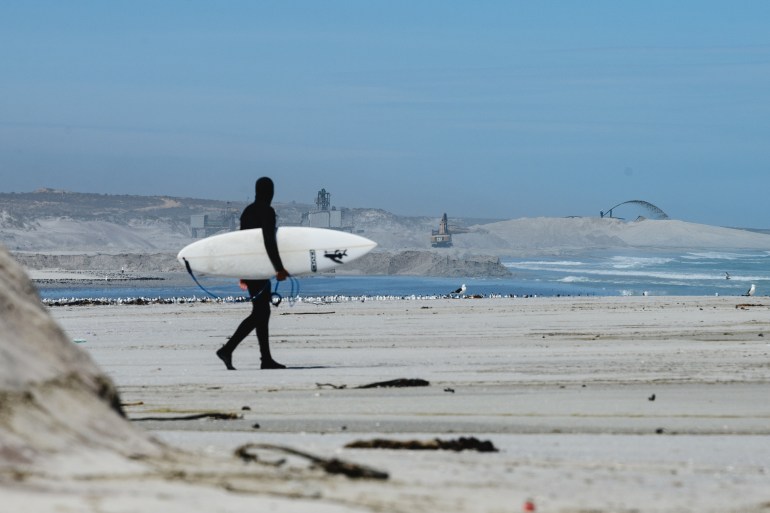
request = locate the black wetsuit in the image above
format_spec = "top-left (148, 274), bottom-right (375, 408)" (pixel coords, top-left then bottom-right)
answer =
top-left (218, 177), bottom-right (285, 368)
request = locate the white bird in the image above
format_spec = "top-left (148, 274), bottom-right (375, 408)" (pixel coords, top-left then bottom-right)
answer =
top-left (745, 284), bottom-right (756, 297)
top-left (451, 284), bottom-right (467, 295)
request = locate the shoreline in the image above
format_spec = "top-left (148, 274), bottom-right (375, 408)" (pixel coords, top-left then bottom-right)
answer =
top-left (24, 246), bottom-right (770, 301)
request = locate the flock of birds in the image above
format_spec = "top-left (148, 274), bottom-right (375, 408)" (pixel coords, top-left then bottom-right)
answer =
top-left (41, 284), bottom-right (478, 307)
top-left (43, 276), bottom-right (763, 306)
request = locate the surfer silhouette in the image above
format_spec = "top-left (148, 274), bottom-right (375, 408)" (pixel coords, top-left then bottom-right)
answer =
top-left (216, 177), bottom-right (289, 370)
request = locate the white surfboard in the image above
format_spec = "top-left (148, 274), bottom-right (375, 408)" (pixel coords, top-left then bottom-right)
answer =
top-left (177, 227), bottom-right (377, 279)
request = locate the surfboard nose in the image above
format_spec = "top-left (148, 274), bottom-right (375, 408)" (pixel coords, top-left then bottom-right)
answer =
top-left (176, 245), bottom-right (191, 266)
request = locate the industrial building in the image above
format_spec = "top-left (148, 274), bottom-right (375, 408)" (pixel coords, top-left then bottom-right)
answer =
top-left (190, 205), bottom-right (238, 238)
top-left (301, 188), bottom-right (352, 231)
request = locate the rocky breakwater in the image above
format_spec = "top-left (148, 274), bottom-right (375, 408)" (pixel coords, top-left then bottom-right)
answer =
top-left (12, 252), bottom-right (180, 273)
top-left (13, 250), bottom-right (511, 278)
top-left (342, 250), bottom-right (511, 277)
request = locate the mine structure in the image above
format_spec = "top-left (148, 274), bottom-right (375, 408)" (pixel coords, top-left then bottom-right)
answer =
top-left (600, 200), bottom-right (669, 221)
top-left (190, 203), bottom-right (238, 238)
top-left (300, 188), bottom-right (353, 231)
top-left (431, 213), bottom-right (453, 247)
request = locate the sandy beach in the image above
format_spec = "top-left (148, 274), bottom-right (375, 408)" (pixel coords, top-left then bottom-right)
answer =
top-left (29, 295), bottom-right (770, 512)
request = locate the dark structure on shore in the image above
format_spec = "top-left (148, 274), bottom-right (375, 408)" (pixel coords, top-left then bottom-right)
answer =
top-left (600, 200), bottom-right (669, 221)
top-left (300, 188), bottom-right (353, 231)
top-left (431, 213), bottom-right (453, 247)
top-left (190, 204), bottom-right (238, 238)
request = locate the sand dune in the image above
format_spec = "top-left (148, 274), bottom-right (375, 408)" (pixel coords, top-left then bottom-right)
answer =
top-left (5, 214), bottom-right (770, 257)
top-left (8, 215), bottom-right (770, 278)
top-left (455, 217), bottom-right (770, 255)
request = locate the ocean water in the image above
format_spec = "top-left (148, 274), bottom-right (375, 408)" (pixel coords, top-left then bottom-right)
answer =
top-left (36, 249), bottom-right (770, 301)
top-left (504, 249), bottom-right (770, 297)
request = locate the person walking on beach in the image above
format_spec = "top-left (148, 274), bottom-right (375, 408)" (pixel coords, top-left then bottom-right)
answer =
top-left (216, 177), bottom-right (289, 370)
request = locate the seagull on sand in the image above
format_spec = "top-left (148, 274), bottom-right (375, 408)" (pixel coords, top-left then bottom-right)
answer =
top-left (451, 284), bottom-right (467, 295)
top-left (745, 284), bottom-right (756, 297)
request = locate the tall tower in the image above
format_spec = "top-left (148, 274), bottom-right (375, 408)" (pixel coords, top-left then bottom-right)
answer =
top-left (430, 213), bottom-right (453, 247)
top-left (316, 188), bottom-right (331, 211)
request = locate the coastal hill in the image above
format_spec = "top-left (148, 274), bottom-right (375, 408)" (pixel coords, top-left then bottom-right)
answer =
top-left (454, 216), bottom-right (770, 256)
top-left (3, 189), bottom-right (770, 275)
top-left (0, 189), bottom-right (490, 253)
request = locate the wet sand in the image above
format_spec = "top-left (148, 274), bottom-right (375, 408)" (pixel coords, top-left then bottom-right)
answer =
top-left (43, 296), bottom-right (770, 512)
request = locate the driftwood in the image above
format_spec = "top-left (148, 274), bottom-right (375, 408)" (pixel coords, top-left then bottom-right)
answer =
top-left (280, 311), bottom-right (336, 315)
top-left (355, 378), bottom-right (430, 389)
top-left (234, 443), bottom-right (389, 480)
top-left (345, 436), bottom-right (498, 453)
top-left (736, 303), bottom-right (766, 309)
top-left (316, 383), bottom-right (347, 389)
top-left (131, 412), bottom-right (241, 422)
top-left (315, 378), bottom-right (430, 390)
top-left (234, 444), bottom-right (285, 467)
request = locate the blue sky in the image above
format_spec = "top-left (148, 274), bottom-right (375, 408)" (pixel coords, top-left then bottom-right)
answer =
top-left (2, 2), bottom-right (770, 227)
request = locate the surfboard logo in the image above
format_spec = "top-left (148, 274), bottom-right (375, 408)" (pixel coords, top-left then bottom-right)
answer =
top-left (309, 249), bottom-right (317, 272)
top-left (324, 249), bottom-right (348, 264)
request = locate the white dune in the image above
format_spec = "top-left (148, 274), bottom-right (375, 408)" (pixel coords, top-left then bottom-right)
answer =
top-left (462, 217), bottom-right (770, 255)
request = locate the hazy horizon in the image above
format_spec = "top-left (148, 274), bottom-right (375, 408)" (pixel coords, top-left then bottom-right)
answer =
top-left (7, 186), bottom-right (770, 231)
top-left (2, 2), bottom-right (770, 227)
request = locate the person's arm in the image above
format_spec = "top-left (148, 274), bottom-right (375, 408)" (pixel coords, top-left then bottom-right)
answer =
top-left (262, 207), bottom-right (288, 280)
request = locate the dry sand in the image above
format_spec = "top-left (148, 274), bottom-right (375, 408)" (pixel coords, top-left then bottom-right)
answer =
top-left (32, 295), bottom-right (770, 512)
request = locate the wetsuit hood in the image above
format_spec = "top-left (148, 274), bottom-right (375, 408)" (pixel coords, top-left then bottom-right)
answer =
top-left (255, 177), bottom-right (274, 204)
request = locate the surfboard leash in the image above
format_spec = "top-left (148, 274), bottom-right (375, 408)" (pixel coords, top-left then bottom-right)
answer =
top-left (182, 257), bottom-right (300, 306)
top-left (272, 275), bottom-right (301, 306)
top-left (182, 257), bottom-right (222, 300)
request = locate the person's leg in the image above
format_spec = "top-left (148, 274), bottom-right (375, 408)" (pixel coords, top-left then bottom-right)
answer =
top-left (251, 281), bottom-right (285, 369)
top-left (215, 280), bottom-right (267, 370)
top-left (216, 311), bottom-right (255, 370)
